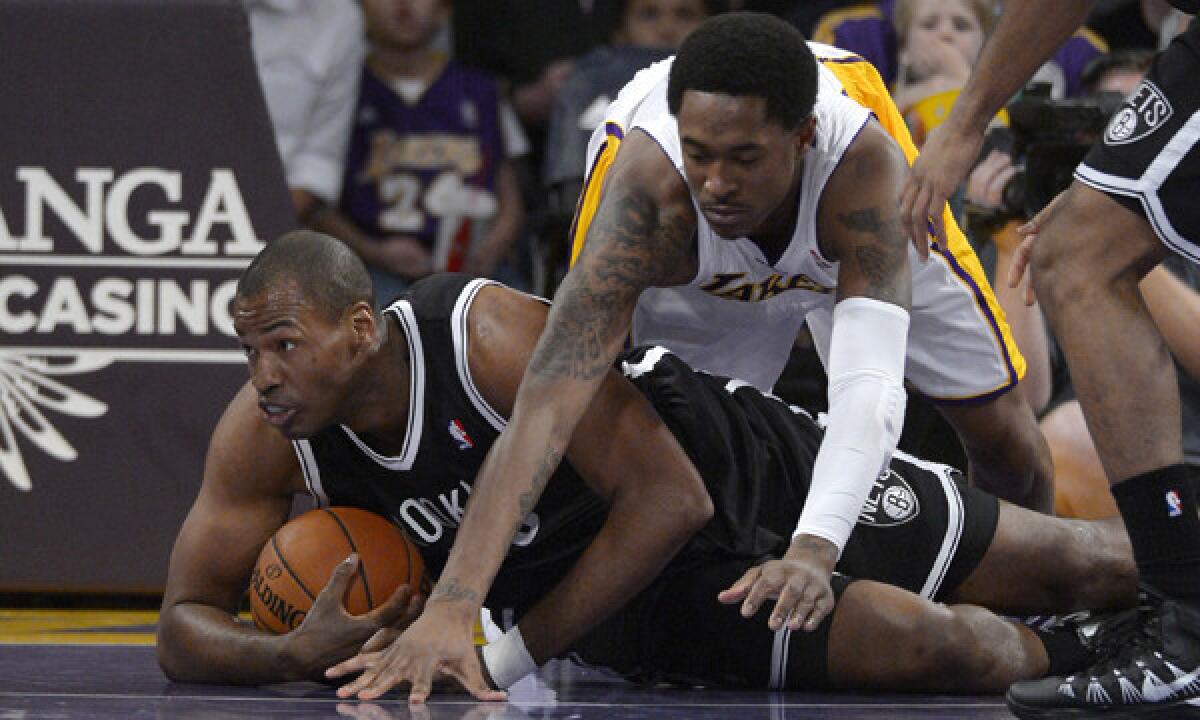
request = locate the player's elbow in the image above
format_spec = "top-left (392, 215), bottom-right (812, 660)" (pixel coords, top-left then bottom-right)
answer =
top-left (155, 621), bottom-right (190, 682)
top-left (670, 476), bottom-right (715, 540)
top-left (154, 606), bottom-right (206, 684)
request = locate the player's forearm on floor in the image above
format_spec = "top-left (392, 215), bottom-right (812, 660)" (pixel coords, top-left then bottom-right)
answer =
top-left (518, 480), bottom-right (711, 663)
top-left (156, 603), bottom-right (296, 684)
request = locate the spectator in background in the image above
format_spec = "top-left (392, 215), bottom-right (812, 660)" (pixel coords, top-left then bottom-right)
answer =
top-left (315, 0), bottom-right (525, 307)
top-left (452, 1), bottom-right (609, 177)
top-left (891, 0), bottom-right (993, 145)
top-left (810, 1), bottom-right (1107, 98)
top-left (538, 0), bottom-right (717, 294)
top-left (778, 0), bottom-right (865, 36)
top-left (243, 0), bottom-right (366, 225)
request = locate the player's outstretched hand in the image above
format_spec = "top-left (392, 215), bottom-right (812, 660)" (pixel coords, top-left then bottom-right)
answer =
top-left (326, 604), bottom-right (506, 704)
top-left (898, 118), bottom-right (986, 257)
top-left (1007, 190), bottom-right (1067, 306)
top-left (717, 536), bottom-right (839, 633)
top-left (281, 554), bottom-right (420, 682)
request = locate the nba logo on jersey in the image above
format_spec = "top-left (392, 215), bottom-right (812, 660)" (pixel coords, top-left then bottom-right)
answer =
top-left (448, 419), bottom-right (473, 450)
top-left (1167, 489), bottom-right (1183, 518)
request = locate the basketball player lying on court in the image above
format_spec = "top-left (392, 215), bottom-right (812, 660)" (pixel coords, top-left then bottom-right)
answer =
top-left (156, 231), bottom-right (1137, 702)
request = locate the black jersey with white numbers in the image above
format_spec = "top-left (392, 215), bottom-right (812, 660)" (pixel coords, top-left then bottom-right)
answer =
top-left (291, 273), bottom-right (996, 625)
top-left (292, 275), bottom-right (609, 615)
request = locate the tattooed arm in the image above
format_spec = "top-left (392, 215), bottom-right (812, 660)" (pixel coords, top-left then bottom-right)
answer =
top-left (817, 121), bottom-right (913, 307)
top-left (721, 121), bottom-right (914, 632)
top-left (327, 131), bottom-right (700, 702)
top-left (442, 129), bottom-right (699, 611)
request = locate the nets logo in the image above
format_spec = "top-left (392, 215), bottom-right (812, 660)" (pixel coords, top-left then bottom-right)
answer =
top-left (0, 166), bottom-right (263, 492)
top-left (857, 468), bottom-right (920, 527)
top-left (1105, 81), bottom-right (1173, 146)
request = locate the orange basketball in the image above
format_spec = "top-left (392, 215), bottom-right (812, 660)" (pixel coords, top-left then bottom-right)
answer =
top-left (249, 507), bottom-right (429, 634)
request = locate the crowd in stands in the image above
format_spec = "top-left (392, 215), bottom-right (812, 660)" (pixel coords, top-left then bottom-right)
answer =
top-left (243, 0), bottom-right (1198, 520)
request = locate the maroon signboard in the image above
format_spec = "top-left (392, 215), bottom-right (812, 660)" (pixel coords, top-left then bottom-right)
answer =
top-left (0, 1), bottom-right (296, 592)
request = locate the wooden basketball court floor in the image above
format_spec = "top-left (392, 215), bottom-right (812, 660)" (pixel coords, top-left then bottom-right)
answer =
top-left (0, 609), bottom-right (1015, 718)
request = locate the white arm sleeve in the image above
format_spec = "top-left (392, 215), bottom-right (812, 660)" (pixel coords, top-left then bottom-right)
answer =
top-left (792, 297), bottom-right (910, 555)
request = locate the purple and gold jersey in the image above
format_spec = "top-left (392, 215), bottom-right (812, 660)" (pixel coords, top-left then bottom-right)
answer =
top-left (339, 58), bottom-right (505, 271)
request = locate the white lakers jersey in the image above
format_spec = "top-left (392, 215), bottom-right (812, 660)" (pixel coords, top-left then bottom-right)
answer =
top-left (577, 44), bottom-right (1024, 401)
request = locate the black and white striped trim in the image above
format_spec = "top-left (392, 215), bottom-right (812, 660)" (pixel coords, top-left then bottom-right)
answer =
top-left (333, 299), bottom-right (426, 471)
top-left (293, 438), bottom-right (328, 507)
top-left (1076, 109), bottom-right (1200, 264)
top-left (769, 622), bottom-right (794, 690)
top-left (894, 450), bottom-right (964, 600)
top-left (452, 278), bottom-right (507, 432)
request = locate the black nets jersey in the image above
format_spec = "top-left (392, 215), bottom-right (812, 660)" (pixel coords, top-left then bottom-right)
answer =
top-left (291, 273), bottom-right (827, 613)
top-left (292, 275), bottom-right (608, 615)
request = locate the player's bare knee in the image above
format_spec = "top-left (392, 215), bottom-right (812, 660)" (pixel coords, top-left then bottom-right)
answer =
top-left (934, 606), bottom-right (1006, 689)
top-left (1031, 194), bottom-right (1118, 308)
top-left (891, 604), bottom-right (992, 690)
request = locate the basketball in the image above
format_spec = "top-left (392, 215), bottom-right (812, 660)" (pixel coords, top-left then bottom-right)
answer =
top-left (249, 507), bottom-right (429, 634)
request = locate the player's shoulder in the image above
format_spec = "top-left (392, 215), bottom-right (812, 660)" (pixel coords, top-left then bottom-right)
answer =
top-left (808, 41), bottom-right (886, 93)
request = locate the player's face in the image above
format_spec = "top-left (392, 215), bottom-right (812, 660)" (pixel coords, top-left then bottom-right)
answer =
top-left (233, 282), bottom-right (358, 439)
top-left (364, 0), bottom-right (447, 52)
top-left (677, 91), bottom-right (811, 239)
top-left (905, 0), bottom-right (985, 66)
top-left (617, 0), bottom-right (708, 50)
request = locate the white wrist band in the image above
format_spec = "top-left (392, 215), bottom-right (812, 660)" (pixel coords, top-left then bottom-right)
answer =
top-left (481, 625), bottom-right (537, 689)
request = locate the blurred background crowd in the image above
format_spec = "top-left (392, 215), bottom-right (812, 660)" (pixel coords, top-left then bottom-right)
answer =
top-left (245, 0), bottom-right (1199, 521)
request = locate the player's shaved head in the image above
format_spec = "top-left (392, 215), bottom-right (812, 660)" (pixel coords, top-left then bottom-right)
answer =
top-left (237, 230), bottom-right (375, 319)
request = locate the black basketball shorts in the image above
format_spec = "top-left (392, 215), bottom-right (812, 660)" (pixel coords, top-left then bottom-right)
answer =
top-left (570, 453), bottom-right (999, 690)
top-left (1077, 21), bottom-right (1200, 264)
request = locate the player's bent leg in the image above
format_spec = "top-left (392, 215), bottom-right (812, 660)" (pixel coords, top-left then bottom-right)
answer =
top-left (1031, 181), bottom-right (1175, 483)
top-left (947, 502), bottom-right (1137, 614)
top-left (827, 579), bottom-right (1049, 692)
top-left (581, 559), bottom-right (1056, 692)
top-left (940, 391), bottom-right (1056, 514)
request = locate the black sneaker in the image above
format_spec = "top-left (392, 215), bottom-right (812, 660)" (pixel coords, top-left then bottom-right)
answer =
top-left (1006, 589), bottom-right (1200, 718)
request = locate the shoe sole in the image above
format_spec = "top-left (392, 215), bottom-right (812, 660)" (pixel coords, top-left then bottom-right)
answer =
top-left (1006, 695), bottom-right (1200, 718)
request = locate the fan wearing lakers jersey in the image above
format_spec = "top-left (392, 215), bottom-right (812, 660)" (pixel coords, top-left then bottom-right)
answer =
top-left (459, 11), bottom-right (1054, 640)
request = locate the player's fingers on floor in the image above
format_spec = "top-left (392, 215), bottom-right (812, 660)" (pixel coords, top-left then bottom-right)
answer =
top-left (357, 663), bottom-right (414, 701)
top-left (328, 650), bottom-right (379, 679)
top-left (407, 673), bottom-right (435, 705)
top-left (335, 656), bottom-right (394, 698)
